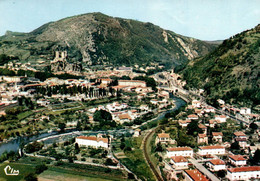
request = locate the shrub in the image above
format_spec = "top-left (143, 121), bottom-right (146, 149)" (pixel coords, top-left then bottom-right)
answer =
top-left (24, 172), bottom-right (37, 181)
top-left (35, 164), bottom-right (48, 174)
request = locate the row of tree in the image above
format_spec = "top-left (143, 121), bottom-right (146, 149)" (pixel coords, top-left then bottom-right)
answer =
top-left (32, 84), bottom-right (121, 98)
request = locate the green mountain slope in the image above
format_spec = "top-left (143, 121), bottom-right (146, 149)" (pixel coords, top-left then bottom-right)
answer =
top-left (0, 12), bottom-right (216, 70)
top-left (182, 24), bottom-right (260, 107)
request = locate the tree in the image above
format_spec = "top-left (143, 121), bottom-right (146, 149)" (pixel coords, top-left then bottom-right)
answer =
top-left (75, 143), bottom-right (80, 154)
top-left (35, 164), bottom-right (48, 174)
top-left (58, 123), bottom-right (66, 132)
top-left (24, 173), bottom-right (38, 181)
top-left (187, 120), bottom-right (203, 136)
top-left (94, 110), bottom-right (112, 122)
top-left (250, 122), bottom-right (258, 130)
top-left (120, 142), bottom-right (126, 150)
top-left (253, 149), bottom-right (260, 165)
top-left (230, 141), bottom-right (240, 150)
top-left (105, 158), bottom-right (117, 166)
top-left (76, 121), bottom-right (82, 130)
top-left (93, 110), bottom-right (116, 129)
top-left (25, 141), bottom-right (43, 153)
top-left (128, 173), bottom-right (135, 180)
top-left (155, 142), bottom-right (163, 152)
top-left (217, 170), bottom-right (227, 178)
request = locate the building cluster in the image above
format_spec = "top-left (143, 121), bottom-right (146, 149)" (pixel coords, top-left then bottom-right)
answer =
top-left (87, 101), bottom-right (151, 124)
top-left (158, 99), bottom-right (260, 181)
top-left (75, 134), bottom-right (109, 148)
top-left (218, 99), bottom-right (260, 123)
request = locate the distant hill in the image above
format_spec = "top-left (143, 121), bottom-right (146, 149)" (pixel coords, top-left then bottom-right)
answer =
top-left (0, 12), bottom-right (217, 70)
top-left (182, 24), bottom-right (260, 107)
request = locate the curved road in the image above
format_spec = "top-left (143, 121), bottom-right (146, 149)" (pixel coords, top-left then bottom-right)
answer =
top-left (143, 127), bottom-right (164, 181)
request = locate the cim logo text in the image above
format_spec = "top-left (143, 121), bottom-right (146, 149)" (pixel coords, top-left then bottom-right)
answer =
top-left (4, 165), bottom-right (19, 176)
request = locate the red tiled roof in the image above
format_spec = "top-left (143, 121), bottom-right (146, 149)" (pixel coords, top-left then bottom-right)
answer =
top-left (212, 132), bottom-right (223, 136)
top-left (235, 138), bottom-right (247, 142)
top-left (167, 147), bottom-right (193, 151)
top-left (209, 159), bottom-right (225, 165)
top-left (77, 136), bottom-right (97, 141)
top-left (228, 166), bottom-right (260, 173)
top-left (188, 114), bottom-right (198, 118)
top-left (76, 136), bottom-right (108, 143)
top-left (171, 156), bottom-right (188, 163)
top-left (198, 124), bottom-right (207, 129)
top-left (118, 80), bottom-right (146, 83)
top-left (100, 78), bottom-right (112, 81)
top-left (97, 137), bottom-right (108, 143)
top-left (228, 155), bottom-right (246, 161)
top-left (209, 119), bottom-right (221, 124)
top-left (199, 145), bottom-right (225, 150)
top-left (198, 134), bottom-right (207, 138)
top-left (234, 131), bottom-right (246, 136)
top-left (179, 120), bottom-right (191, 124)
top-left (118, 113), bottom-right (132, 120)
top-left (185, 169), bottom-right (209, 181)
top-left (218, 115), bottom-right (226, 118)
top-left (158, 133), bottom-right (170, 138)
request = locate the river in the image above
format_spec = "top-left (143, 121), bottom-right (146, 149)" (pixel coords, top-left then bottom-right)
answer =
top-left (0, 95), bottom-right (186, 155)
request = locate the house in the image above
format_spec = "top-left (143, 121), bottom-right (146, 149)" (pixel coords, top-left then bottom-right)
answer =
top-left (198, 145), bottom-right (225, 156)
top-left (184, 169), bottom-right (209, 181)
top-left (217, 99), bottom-right (225, 105)
top-left (133, 129), bottom-right (141, 137)
top-left (170, 156), bottom-right (188, 170)
top-left (116, 67), bottom-right (132, 72)
top-left (157, 133), bottom-right (170, 144)
top-left (76, 136), bottom-right (109, 148)
top-left (139, 104), bottom-right (149, 112)
top-left (228, 155), bottom-right (247, 166)
top-left (195, 109), bottom-right (204, 116)
top-left (197, 134), bottom-right (208, 144)
top-left (209, 119), bottom-right (221, 128)
top-left (198, 124), bottom-right (207, 134)
top-left (166, 147), bottom-right (193, 158)
top-left (234, 131), bottom-right (248, 149)
top-left (118, 80), bottom-right (146, 87)
top-left (204, 107), bottom-right (215, 113)
top-left (249, 145), bottom-right (260, 156)
top-left (215, 115), bottom-right (227, 123)
top-left (240, 107), bottom-right (251, 115)
top-left (192, 100), bottom-right (201, 108)
top-left (187, 114), bottom-right (198, 120)
top-left (118, 113), bottom-right (132, 123)
top-left (212, 132), bottom-right (223, 143)
top-left (206, 159), bottom-right (226, 171)
top-left (178, 120), bottom-right (191, 128)
top-left (98, 78), bottom-right (112, 85)
top-left (150, 99), bottom-right (159, 105)
top-left (226, 166), bottom-right (260, 181)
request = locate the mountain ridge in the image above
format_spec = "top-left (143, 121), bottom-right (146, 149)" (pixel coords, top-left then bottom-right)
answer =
top-left (0, 12), bottom-right (217, 70)
top-left (182, 24), bottom-right (260, 108)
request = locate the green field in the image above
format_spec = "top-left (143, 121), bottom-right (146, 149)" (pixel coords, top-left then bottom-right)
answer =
top-left (0, 157), bottom-right (127, 181)
top-left (38, 167), bottom-right (120, 181)
top-left (0, 162), bottom-right (35, 181)
top-left (119, 136), bottom-right (155, 181)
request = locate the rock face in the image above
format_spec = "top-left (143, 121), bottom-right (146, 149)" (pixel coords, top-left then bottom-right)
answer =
top-left (182, 24), bottom-right (260, 107)
top-left (0, 12), bottom-right (218, 69)
top-left (50, 51), bottom-right (82, 72)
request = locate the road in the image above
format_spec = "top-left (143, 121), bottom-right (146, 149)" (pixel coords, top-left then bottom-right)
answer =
top-left (143, 128), bottom-right (164, 181)
top-left (189, 158), bottom-right (220, 181)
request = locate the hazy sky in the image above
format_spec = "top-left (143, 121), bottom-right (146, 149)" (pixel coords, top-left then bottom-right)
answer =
top-left (0, 0), bottom-right (259, 40)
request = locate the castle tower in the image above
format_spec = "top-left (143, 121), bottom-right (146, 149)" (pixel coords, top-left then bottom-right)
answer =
top-left (55, 51), bottom-right (60, 59)
top-left (61, 51), bottom-right (67, 59)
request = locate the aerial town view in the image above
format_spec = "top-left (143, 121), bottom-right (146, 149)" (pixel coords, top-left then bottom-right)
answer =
top-left (0, 0), bottom-right (259, 181)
